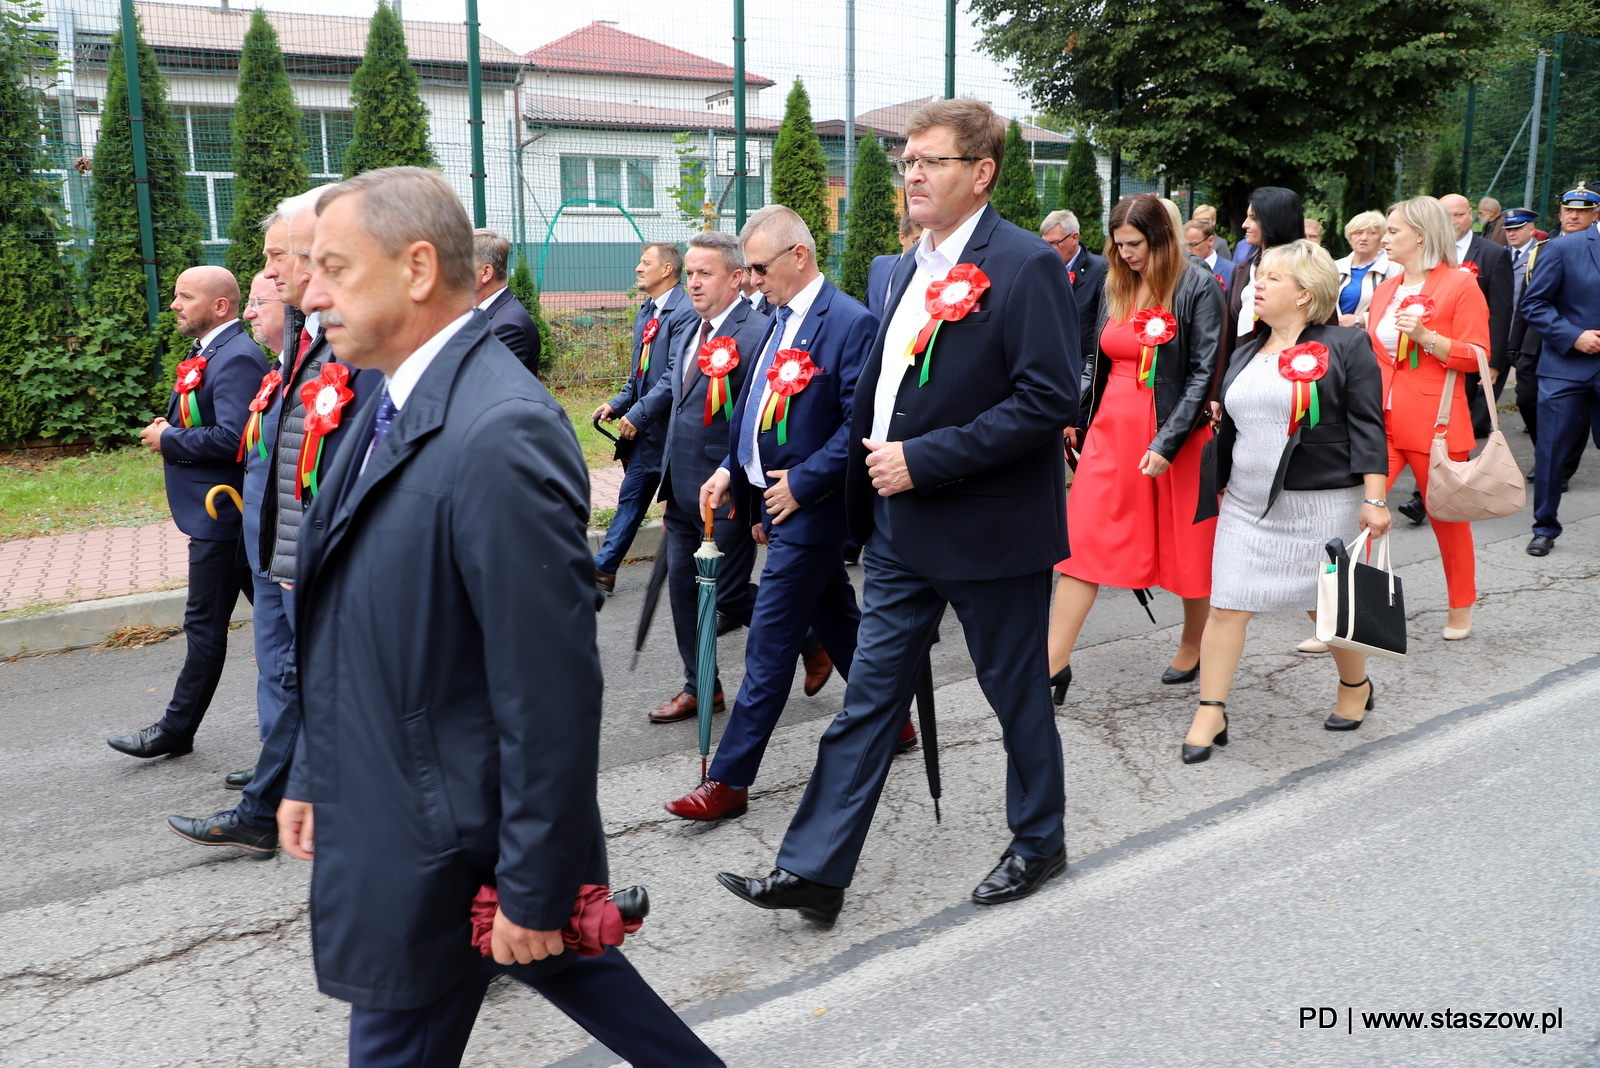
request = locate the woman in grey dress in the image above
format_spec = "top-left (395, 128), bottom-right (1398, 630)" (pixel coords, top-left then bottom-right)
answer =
top-left (1182, 241), bottom-right (1392, 764)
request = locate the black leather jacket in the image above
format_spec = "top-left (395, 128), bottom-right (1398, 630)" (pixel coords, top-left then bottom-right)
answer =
top-left (1085, 261), bottom-right (1226, 460)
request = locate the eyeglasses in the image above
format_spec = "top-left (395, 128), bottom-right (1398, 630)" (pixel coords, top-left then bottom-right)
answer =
top-left (247, 296), bottom-right (281, 311)
top-left (1045, 233), bottom-right (1076, 248)
top-left (747, 244), bottom-right (800, 275)
top-left (893, 156), bottom-right (981, 176)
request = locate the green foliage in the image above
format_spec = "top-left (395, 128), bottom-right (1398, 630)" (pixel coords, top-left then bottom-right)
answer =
top-left (1427, 133), bottom-right (1459, 199)
top-left (225, 9), bottom-right (307, 283)
top-left (85, 14), bottom-right (201, 416)
top-left (974, 0), bottom-right (1503, 227)
top-left (343, 1), bottom-right (435, 176)
top-left (508, 262), bottom-right (553, 364)
top-left (770, 79), bottom-right (831, 263)
top-left (666, 131), bottom-right (708, 232)
top-left (17, 318), bottom-right (156, 448)
top-left (1061, 135), bottom-right (1105, 253)
top-left (1509, 0), bottom-right (1600, 35)
top-left (992, 119), bottom-right (1040, 231)
top-left (838, 132), bottom-right (899, 301)
top-left (1040, 166), bottom-right (1062, 214)
top-left (0, 0), bottom-right (74, 443)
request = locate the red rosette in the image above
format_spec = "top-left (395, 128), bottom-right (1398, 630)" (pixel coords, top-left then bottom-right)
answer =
top-left (640, 317), bottom-right (660, 343)
top-left (1277, 341), bottom-right (1330, 382)
top-left (1397, 292), bottom-right (1435, 323)
top-left (299, 362), bottom-right (354, 436)
top-left (249, 370), bottom-right (282, 412)
top-left (1214, 273), bottom-right (1227, 287)
top-left (924, 263), bottom-right (990, 321)
top-left (696, 336), bottom-right (739, 378)
top-left (174, 355), bottom-right (208, 394)
top-left (767, 349), bottom-right (817, 396)
top-left (1130, 306), bottom-right (1178, 347)
top-left (1459, 260), bottom-right (1480, 278)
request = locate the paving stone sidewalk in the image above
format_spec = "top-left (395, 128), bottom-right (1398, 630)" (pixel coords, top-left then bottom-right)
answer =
top-left (0, 465), bottom-right (629, 614)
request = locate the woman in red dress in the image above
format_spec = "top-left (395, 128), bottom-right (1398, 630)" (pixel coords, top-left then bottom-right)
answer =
top-left (1048, 195), bottom-right (1227, 703)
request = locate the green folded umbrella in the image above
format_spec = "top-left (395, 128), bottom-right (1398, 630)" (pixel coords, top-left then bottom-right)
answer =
top-left (693, 505), bottom-right (724, 779)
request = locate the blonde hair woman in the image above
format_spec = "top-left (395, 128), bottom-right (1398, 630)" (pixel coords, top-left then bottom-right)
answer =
top-left (1333, 210), bottom-right (1395, 328)
top-left (1182, 241), bottom-right (1391, 763)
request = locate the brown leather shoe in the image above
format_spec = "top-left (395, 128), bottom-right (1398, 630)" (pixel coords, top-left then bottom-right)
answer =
top-left (647, 690), bottom-right (725, 723)
top-left (802, 645), bottom-right (834, 697)
top-left (663, 779), bottom-right (749, 821)
top-left (594, 568), bottom-right (616, 594)
top-left (895, 718), bottom-right (918, 754)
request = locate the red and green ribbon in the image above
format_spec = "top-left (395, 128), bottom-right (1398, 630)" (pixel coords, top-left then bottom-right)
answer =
top-left (704, 372), bottom-right (733, 426)
top-left (1137, 344), bottom-right (1159, 390)
top-left (757, 390), bottom-right (791, 445)
top-left (910, 319), bottom-right (943, 386)
top-left (1289, 379), bottom-right (1322, 436)
top-left (177, 389), bottom-right (202, 429)
top-left (237, 369), bottom-right (282, 463)
top-left (637, 317), bottom-right (659, 378)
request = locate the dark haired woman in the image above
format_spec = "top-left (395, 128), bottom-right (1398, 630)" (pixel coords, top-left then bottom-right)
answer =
top-left (1227, 187), bottom-right (1305, 357)
top-left (1046, 194), bottom-right (1226, 700)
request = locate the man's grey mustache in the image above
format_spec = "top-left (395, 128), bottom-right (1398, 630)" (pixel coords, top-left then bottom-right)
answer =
top-left (321, 311), bottom-right (345, 327)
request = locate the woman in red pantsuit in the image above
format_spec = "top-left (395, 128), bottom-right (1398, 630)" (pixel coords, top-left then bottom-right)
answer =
top-left (1367, 195), bottom-right (1490, 639)
top-left (1048, 195), bottom-right (1227, 702)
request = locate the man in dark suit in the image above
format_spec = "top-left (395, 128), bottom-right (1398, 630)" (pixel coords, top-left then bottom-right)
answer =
top-left (592, 243), bottom-right (698, 593)
top-left (1182, 217), bottom-right (1229, 290)
top-left (1523, 183), bottom-right (1600, 557)
top-left (717, 99), bottom-right (1080, 925)
top-left (662, 207), bottom-right (874, 819)
top-left (866, 214), bottom-right (923, 317)
top-left (635, 230), bottom-right (767, 724)
top-left (472, 227), bottom-right (542, 376)
top-left (165, 187), bottom-right (380, 852)
top-left (108, 267), bottom-right (266, 760)
top-left (1042, 208), bottom-right (1107, 359)
top-left (278, 166), bottom-right (722, 1068)
top-left (1443, 193), bottom-right (1515, 428)
top-left (1506, 207), bottom-right (1587, 487)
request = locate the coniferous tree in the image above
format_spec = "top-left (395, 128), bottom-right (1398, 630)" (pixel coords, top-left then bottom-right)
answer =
top-left (770, 79), bottom-right (830, 264)
top-left (88, 13), bottom-right (202, 405)
top-left (992, 119), bottom-right (1039, 232)
top-left (343, 1), bottom-right (435, 176)
top-left (1426, 133), bottom-right (1460, 199)
top-left (838, 132), bottom-right (898, 301)
top-left (1061, 135), bottom-right (1104, 253)
top-left (0, 0), bottom-right (72, 440)
top-left (225, 9), bottom-right (307, 283)
top-left (1039, 165), bottom-right (1062, 215)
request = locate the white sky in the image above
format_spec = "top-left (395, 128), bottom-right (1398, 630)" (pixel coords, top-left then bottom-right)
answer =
top-left (168, 0), bottom-right (1035, 121)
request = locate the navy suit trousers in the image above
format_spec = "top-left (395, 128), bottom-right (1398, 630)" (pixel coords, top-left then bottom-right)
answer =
top-left (236, 583), bottom-right (297, 831)
top-left (156, 538), bottom-right (253, 738)
top-left (249, 573), bottom-right (293, 742)
top-left (593, 456), bottom-right (662, 575)
top-left (346, 947), bottom-right (723, 1068)
top-left (662, 498), bottom-right (758, 696)
top-left (1533, 370), bottom-right (1600, 538)
top-left (708, 530), bottom-right (860, 789)
top-left (776, 529), bottom-right (1063, 888)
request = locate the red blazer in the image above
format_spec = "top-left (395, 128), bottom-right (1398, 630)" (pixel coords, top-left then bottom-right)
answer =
top-left (1367, 263), bottom-right (1491, 454)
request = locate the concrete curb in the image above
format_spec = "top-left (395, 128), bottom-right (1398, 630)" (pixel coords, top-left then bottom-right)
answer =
top-left (3, 523), bottom-right (663, 659)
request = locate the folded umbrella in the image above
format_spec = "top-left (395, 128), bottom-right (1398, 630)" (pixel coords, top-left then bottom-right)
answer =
top-left (470, 884), bottom-right (648, 958)
top-left (629, 541), bottom-right (670, 671)
top-left (1132, 588), bottom-right (1158, 625)
top-left (693, 501), bottom-right (724, 780)
top-left (914, 650), bottom-right (941, 823)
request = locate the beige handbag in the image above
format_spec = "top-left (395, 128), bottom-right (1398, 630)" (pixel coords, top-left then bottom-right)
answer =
top-left (1425, 343), bottom-right (1526, 522)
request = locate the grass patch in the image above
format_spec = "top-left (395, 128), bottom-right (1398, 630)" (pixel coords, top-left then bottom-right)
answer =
top-left (0, 447), bottom-right (168, 542)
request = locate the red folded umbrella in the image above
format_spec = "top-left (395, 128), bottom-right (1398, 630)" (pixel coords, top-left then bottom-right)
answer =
top-left (470, 884), bottom-right (646, 958)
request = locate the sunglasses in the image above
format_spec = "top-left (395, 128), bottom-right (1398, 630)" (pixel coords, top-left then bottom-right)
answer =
top-left (747, 244), bottom-right (800, 276)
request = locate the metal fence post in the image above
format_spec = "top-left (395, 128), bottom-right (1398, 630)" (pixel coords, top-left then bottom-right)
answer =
top-left (733, 0), bottom-right (746, 232)
top-left (844, 0), bottom-right (854, 236)
top-left (1538, 33), bottom-right (1565, 218)
top-left (1460, 84), bottom-right (1475, 197)
top-left (465, 0), bottom-right (486, 227)
top-left (1524, 49), bottom-right (1545, 210)
top-left (944, 0), bottom-right (955, 98)
top-left (118, 0), bottom-right (163, 377)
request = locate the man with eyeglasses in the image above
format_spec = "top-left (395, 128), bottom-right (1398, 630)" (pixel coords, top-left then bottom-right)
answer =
top-left (717, 98), bottom-right (1081, 926)
top-left (1042, 208), bottom-right (1106, 364)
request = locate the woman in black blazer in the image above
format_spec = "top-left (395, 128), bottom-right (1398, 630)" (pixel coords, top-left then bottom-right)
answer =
top-left (1182, 240), bottom-right (1392, 764)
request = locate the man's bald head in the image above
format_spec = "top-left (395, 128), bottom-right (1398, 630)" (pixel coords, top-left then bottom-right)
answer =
top-left (1439, 194), bottom-right (1474, 239)
top-left (170, 266), bottom-right (241, 339)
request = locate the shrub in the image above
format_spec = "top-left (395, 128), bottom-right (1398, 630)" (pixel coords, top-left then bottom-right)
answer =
top-left (18, 318), bottom-right (156, 448)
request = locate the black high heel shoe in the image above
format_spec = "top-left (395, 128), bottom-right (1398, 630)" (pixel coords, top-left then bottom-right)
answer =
top-left (1325, 677), bottom-right (1374, 731)
top-left (1161, 662), bottom-right (1200, 685)
top-left (1051, 665), bottom-right (1073, 707)
top-left (1181, 701), bottom-right (1228, 764)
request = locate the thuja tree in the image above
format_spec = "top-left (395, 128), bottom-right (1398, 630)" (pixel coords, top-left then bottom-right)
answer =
top-left (770, 79), bottom-right (831, 263)
top-left (87, 13), bottom-right (201, 408)
top-left (225, 9), bottom-right (306, 282)
top-left (838, 131), bottom-right (899, 301)
top-left (0, 0), bottom-right (72, 441)
top-left (1061, 135), bottom-right (1105, 253)
top-left (992, 119), bottom-right (1039, 232)
top-left (344, 1), bottom-right (435, 175)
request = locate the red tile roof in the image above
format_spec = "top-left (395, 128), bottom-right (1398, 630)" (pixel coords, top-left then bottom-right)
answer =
top-left (522, 92), bottom-right (780, 134)
top-left (525, 22), bottom-right (775, 89)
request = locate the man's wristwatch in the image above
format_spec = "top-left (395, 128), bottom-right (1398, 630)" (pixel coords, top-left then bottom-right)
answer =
top-left (1363, 498), bottom-right (1387, 507)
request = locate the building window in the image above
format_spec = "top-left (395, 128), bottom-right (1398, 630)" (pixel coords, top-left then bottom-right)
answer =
top-left (180, 105), bottom-right (234, 243)
top-left (302, 110), bottom-right (355, 178)
top-left (562, 157), bottom-right (657, 211)
top-left (560, 155), bottom-right (589, 202)
top-left (593, 157), bottom-right (622, 205)
top-left (626, 159), bottom-right (654, 210)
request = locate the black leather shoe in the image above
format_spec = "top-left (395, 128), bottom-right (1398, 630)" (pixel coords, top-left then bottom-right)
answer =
top-left (1397, 495), bottom-right (1427, 525)
top-left (224, 768), bottom-right (254, 790)
top-left (1161, 662), bottom-right (1200, 685)
top-left (716, 612), bottom-right (745, 637)
top-left (972, 846), bottom-right (1068, 905)
top-left (715, 868), bottom-right (844, 926)
top-left (107, 723), bottom-right (193, 759)
top-left (1181, 701), bottom-right (1228, 764)
top-left (1051, 665), bottom-right (1072, 707)
top-left (1325, 677), bottom-right (1375, 731)
top-left (167, 810), bottom-right (277, 856)
top-left (1527, 534), bottom-right (1555, 557)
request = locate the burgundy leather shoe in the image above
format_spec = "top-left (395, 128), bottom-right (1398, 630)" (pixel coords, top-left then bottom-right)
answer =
top-left (594, 568), bottom-right (616, 595)
top-left (664, 779), bottom-right (749, 821)
top-left (895, 718), bottom-right (918, 754)
top-left (801, 645), bottom-right (834, 697)
top-left (647, 690), bottom-right (725, 724)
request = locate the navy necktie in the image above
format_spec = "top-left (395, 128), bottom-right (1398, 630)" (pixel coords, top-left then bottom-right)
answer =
top-left (737, 304), bottom-right (792, 468)
top-left (369, 390), bottom-right (398, 455)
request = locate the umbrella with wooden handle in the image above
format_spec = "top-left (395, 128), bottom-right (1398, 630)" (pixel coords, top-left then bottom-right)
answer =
top-left (204, 484), bottom-right (244, 520)
top-left (692, 500), bottom-right (724, 780)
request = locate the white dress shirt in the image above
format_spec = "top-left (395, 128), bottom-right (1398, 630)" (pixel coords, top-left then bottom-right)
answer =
top-left (192, 317), bottom-right (238, 354)
top-left (360, 311), bottom-right (473, 473)
top-left (871, 205), bottom-right (987, 442)
top-left (1454, 230), bottom-right (1473, 267)
top-left (683, 298), bottom-right (739, 386)
top-left (738, 272), bottom-right (825, 489)
top-left (476, 286), bottom-right (507, 311)
top-left (1202, 249), bottom-right (1220, 273)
